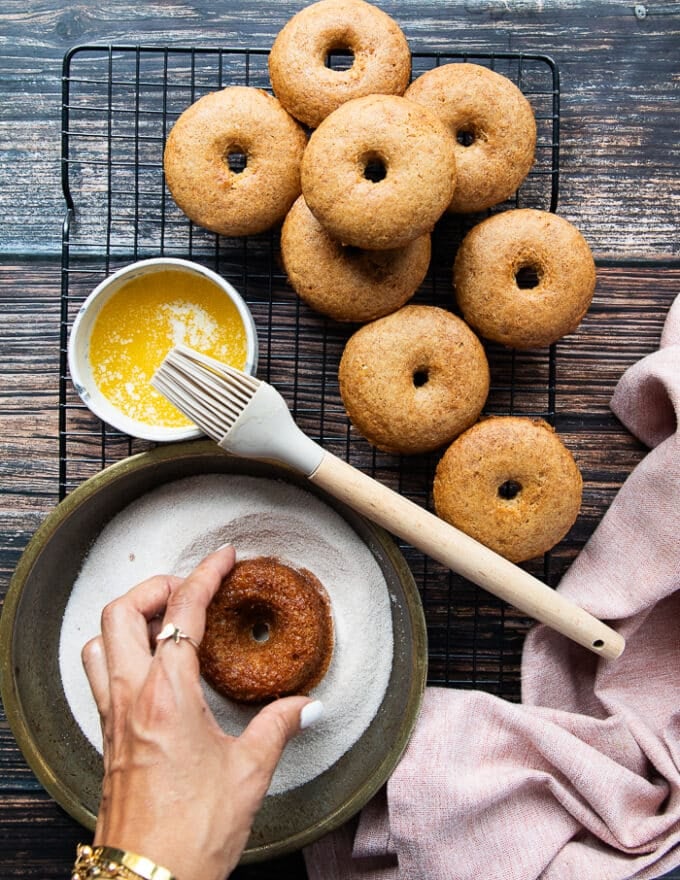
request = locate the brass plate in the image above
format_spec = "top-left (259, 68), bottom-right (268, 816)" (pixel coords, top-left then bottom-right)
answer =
top-left (0, 442), bottom-right (427, 861)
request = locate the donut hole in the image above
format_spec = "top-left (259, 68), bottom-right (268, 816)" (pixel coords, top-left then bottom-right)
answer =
top-left (251, 621), bottom-right (271, 643)
top-left (456, 128), bottom-right (476, 147)
top-left (361, 152), bottom-right (388, 183)
top-left (341, 245), bottom-right (394, 283)
top-left (325, 44), bottom-right (356, 71)
top-left (515, 264), bottom-right (542, 289)
top-left (498, 479), bottom-right (522, 500)
top-left (238, 602), bottom-right (275, 644)
top-left (343, 245), bottom-right (363, 259)
top-left (412, 368), bottom-right (429, 388)
top-left (224, 146), bottom-right (248, 174)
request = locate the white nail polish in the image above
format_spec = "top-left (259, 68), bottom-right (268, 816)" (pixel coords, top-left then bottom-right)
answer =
top-left (300, 700), bottom-right (324, 730)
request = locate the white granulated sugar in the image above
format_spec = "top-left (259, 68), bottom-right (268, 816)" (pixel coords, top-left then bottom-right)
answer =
top-left (59, 474), bottom-right (394, 795)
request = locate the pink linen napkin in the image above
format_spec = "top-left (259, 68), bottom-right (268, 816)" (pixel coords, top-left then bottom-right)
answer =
top-left (305, 293), bottom-right (680, 880)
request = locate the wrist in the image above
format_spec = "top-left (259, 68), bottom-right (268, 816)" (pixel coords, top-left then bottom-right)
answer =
top-left (72, 844), bottom-right (176, 880)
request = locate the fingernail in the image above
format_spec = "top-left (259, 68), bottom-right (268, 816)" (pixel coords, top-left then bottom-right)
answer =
top-left (300, 700), bottom-right (324, 730)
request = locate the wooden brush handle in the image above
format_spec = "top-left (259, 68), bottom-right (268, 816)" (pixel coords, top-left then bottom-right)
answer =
top-left (310, 452), bottom-right (624, 660)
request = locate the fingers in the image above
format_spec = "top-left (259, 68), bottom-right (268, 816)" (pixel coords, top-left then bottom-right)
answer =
top-left (100, 573), bottom-right (183, 690)
top-left (157, 545), bottom-right (235, 657)
top-left (239, 697), bottom-right (324, 781)
top-left (93, 546), bottom-right (234, 703)
top-left (82, 635), bottom-right (111, 718)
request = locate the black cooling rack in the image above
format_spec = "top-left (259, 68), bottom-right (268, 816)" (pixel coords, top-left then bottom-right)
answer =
top-left (60, 45), bottom-right (560, 700)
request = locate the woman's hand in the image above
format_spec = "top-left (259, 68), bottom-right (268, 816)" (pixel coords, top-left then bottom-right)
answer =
top-left (81, 546), bottom-right (320, 880)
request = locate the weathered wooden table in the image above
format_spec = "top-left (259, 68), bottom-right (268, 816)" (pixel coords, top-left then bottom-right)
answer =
top-left (1, 2), bottom-right (678, 877)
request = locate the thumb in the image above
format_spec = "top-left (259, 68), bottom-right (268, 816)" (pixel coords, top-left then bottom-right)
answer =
top-left (239, 696), bottom-right (324, 779)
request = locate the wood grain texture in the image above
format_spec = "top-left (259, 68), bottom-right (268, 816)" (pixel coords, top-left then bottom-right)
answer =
top-left (1, 260), bottom-right (678, 878)
top-left (1, 0), bottom-right (680, 877)
top-left (1, 1), bottom-right (679, 258)
top-left (0, 792), bottom-right (306, 879)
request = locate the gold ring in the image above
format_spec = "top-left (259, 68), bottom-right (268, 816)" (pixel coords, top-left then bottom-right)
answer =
top-left (156, 622), bottom-right (200, 652)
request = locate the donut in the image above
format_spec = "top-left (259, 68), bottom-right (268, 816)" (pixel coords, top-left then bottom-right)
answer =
top-left (281, 196), bottom-right (431, 322)
top-left (339, 305), bottom-right (490, 454)
top-left (301, 95), bottom-right (457, 250)
top-left (433, 417), bottom-right (583, 563)
top-left (163, 86), bottom-right (307, 237)
top-left (405, 63), bottom-right (536, 213)
top-left (453, 209), bottom-right (596, 349)
top-left (269, 0), bottom-right (411, 129)
top-left (200, 556), bottom-right (334, 704)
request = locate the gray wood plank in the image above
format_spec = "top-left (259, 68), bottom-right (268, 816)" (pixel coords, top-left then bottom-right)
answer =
top-left (1, 1), bottom-right (679, 257)
top-left (1, 1), bottom-right (680, 876)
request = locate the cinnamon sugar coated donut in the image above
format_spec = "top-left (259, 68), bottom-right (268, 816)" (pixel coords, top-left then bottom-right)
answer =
top-left (269, 0), bottom-right (411, 129)
top-left (339, 305), bottom-right (490, 454)
top-left (281, 196), bottom-right (431, 322)
top-left (200, 556), bottom-right (333, 704)
top-left (453, 209), bottom-right (597, 349)
top-left (301, 95), bottom-right (457, 250)
top-left (405, 63), bottom-right (536, 213)
top-left (163, 87), bottom-right (307, 237)
top-left (433, 417), bottom-right (583, 563)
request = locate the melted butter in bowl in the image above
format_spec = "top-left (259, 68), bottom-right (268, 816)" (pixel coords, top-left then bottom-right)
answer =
top-left (90, 269), bottom-right (249, 428)
top-left (68, 258), bottom-right (258, 441)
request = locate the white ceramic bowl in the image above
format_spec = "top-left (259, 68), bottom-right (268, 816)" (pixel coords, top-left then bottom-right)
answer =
top-left (67, 258), bottom-right (259, 442)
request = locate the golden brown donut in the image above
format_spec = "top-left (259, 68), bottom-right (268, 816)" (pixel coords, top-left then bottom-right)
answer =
top-left (301, 94), bottom-right (457, 250)
top-left (433, 416), bottom-right (583, 563)
top-left (339, 305), bottom-right (490, 454)
top-left (269, 0), bottom-right (411, 129)
top-left (281, 196), bottom-right (431, 322)
top-left (163, 86), bottom-right (307, 237)
top-left (405, 63), bottom-right (536, 213)
top-left (200, 556), bottom-right (333, 704)
top-left (453, 209), bottom-right (597, 349)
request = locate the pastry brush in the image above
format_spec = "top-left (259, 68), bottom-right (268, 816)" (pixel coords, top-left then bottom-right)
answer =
top-left (153, 345), bottom-right (625, 660)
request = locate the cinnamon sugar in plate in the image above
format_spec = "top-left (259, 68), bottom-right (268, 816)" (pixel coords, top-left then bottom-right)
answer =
top-left (58, 474), bottom-right (394, 795)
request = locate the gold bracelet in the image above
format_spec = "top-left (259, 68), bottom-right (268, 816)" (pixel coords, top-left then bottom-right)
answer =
top-left (72, 843), bottom-right (177, 880)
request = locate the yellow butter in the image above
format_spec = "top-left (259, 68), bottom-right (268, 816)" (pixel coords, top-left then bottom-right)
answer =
top-left (89, 269), bottom-right (248, 427)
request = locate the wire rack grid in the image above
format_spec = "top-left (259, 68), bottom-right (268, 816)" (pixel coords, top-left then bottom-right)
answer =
top-left (60, 44), bottom-right (560, 700)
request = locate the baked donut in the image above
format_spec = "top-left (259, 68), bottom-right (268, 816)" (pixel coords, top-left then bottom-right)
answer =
top-left (281, 196), bottom-right (431, 322)
top-left (200, 557), bottom-right (333, 704)
top-left (453, 209), bottom-right (597, 349)
top-left (269, 0), bottom-right (411, 129)
top-left (433, 416), bottom-right (583, 563)
top-left (405, 63), bottom-right (536, 213)
top-left (339, 305), bottom-right (490, 454)
top-left (301, 95), bottom-right (457, 250)
top-left (163, 86), bottom-right (306, 237)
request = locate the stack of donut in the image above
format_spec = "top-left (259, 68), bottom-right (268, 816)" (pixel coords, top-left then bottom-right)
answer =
top-left (163, 0), bottom-right (596, 564)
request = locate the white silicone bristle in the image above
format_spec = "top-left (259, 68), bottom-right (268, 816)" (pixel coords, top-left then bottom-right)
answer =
top-left (152, 345), bottom-right (259, 441)
top-left (153, 345), bottom-right (325, 475)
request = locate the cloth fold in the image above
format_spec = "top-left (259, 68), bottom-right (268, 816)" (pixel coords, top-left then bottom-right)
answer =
top-left (305, 294), bottom-right (680, 880)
